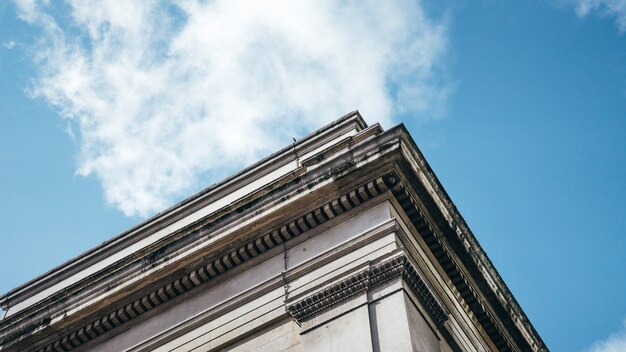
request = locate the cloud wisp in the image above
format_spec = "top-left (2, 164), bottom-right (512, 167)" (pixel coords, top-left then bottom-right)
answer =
top-left (3, 40), bottom-right (16, 49)
top-left (586, 318), bottom-right (626, 352)
top-left (572, 0), bottom-right (626, 31)
top-left (15, 0), bottom-right (450, 217)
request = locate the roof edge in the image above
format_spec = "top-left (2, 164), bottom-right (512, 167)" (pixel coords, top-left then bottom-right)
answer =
top-left (0, 110), bottom-right (367, 308)
top-left (392, 123), bottom-right (548, 350)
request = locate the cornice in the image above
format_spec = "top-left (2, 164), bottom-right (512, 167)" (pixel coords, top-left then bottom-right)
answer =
top-left (2, 175), bottom-right (391, 352)
top-left (393, 135), bottom-right (548, 351)
top-left (0, 111), bottom-right (369, 312)
top-left (389, 174), bottom-right (517, 351)
top-left (285, 253), bottom-right (448, 329)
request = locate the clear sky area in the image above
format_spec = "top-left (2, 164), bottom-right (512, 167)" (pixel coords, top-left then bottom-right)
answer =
top-left (1, 1), bottom-right (625, 351)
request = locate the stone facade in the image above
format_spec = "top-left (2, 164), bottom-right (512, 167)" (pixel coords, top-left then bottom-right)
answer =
top-left (0, 112), bottom-right (547, 351)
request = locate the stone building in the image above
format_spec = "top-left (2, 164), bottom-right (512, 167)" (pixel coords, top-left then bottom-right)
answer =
top-left (0, 112), bottom-right (547, 351)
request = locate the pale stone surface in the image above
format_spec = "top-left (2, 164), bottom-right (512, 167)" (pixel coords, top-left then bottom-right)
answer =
top-left (370, 290), bottom-right (417, 352)
top-left (405, 293), bottom-right (441, 352)
top-left (301, 305), bottom-right (373, 352)
top-left (285, 201), bottom-right (392, 270)
top-left (222, 319), bottom-right (301, 352)
top-left (286, 231), bottom-right (399, 300)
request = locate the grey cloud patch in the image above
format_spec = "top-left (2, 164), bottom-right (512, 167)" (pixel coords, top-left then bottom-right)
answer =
top-left (15, 0), bottom-right (451, 217)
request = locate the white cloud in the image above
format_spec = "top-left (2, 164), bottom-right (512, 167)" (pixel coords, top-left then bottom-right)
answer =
top-left (15, 0), bottom-right (451, 217)
top-left (572, 0), bottom-right (626, 31)
top-left (586, 318), bottom-right (626, 352)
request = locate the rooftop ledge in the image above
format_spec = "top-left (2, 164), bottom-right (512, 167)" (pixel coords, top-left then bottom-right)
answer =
top-left (0, 110), bottom-right (375, 318)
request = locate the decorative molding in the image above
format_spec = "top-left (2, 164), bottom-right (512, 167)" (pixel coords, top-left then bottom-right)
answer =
top-left (27, 176), bottom-right (390, 352)
top-left (397, 138), bottom-right (547, 351)
top-left (286, 254), bottom-right (448, 329)
top-left (388, 177), bottom-right (517, 351)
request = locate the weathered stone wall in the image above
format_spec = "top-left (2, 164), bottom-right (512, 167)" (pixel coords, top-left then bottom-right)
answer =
top-left (85, 200), bottom-right (464, 351)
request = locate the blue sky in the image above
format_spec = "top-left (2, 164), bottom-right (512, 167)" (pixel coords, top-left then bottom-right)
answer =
top-left (0, 1), bottom-right (625, 351)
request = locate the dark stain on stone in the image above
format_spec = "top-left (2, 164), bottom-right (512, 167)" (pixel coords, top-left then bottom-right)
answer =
top-left (0, 316), bottom-right (52, 346)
